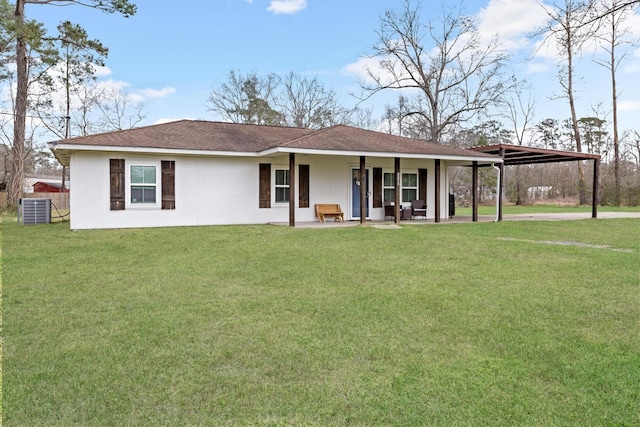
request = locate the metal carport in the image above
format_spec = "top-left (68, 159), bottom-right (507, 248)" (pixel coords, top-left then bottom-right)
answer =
top-left (468, 144), bottom-right (601, 221)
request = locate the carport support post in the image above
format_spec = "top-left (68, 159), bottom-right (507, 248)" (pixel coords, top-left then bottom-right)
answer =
top-left (472, 161), bottom-right (478, 222)
top-left (498, 147), bottom-right (504, 221)
top-left (435, 159), bottom-right (441, 223)
top-left (592, 159), bottom-right (599, 218)
top-left (289, 153), bottom-right (295, 227)
top-left (394, 157), bottom-right (401, 224)
top-left (360, 156), bottom-right (366, 224)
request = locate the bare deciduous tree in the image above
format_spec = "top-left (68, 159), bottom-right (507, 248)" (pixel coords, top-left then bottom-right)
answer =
top-left (540, 0), bottom-right (596, 204)
top-left (360, 0), bottom-right (510, 144)
top-left (277, 71), bottom-right (349, 129)
top-left (502, 77), bottom-right (536, 204)
top-left (381, 95), bottom-right (411, 136)
top-left (207, 70), bottom-right (282, 125)
top-left (582, 0), bottom-right (640, 26)
top-left (592, 0), bottom-right (637, 205)
top-left (208, 70), bottom-right (354, 129)
top-left (347, 106), bottom-right (378, 131)
top-left (94, 86), bottom-right (146, 131)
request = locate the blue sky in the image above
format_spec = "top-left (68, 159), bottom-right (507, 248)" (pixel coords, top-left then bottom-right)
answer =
top-left (27, 0), bottom-right (640, 139)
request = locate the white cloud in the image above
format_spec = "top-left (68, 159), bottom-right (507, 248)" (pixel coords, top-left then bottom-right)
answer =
top-left (126, 87), bottom-right (175, 104)
top-left (620, 41), bottom-right (640, 74)
top-left (267, 0), bottom-right (307, 15)
top-left (342, 55), bottom-right (415, 89)
top-left (127, 93), bottom-right (144, 104)
top-left (618, 100), bottom-right (640, 112)
top-left (525, 61), bottom-right (552, 74)
top-left (95, 78), bottom-right (129, 92)
top-left (93, 65), bottom-right (112, 78)
top-left (135, 87), bottom-right (176, 99)
top-left (477, 0), bottom-right (550, 52)
top-left (623, 60), bottom-right (640, 74)
top-left (343, 56), bottom-right (377, 82)
top-left (622, 49), bottom-right (640, 74)
top-left (346, 0), bottom-right (556, 85)
top-left (90, 80), bottom-right (175, 104)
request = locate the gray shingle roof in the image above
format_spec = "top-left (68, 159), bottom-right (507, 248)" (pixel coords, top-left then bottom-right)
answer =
top-left (56, 120), bottom-right (315, 152)
top-left (51, 119), bottom-right (499, 164)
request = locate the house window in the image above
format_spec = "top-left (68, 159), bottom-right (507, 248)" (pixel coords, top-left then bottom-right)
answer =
top-left (383, 172), bottom-right (395, 201)
top-left (130, 165), bottom-right (157, 204)
top-left (275, 169), bottom-right (289, 203)
top-left (402, 173), bottom-right (418, 202)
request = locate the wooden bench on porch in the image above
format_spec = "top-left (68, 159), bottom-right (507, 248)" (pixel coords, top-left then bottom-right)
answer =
top-left (315, 204), bottom-right (345, 223)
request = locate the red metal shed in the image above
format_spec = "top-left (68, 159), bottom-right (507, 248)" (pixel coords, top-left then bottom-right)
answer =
top-left (33, 181), bottom-right (69, 193)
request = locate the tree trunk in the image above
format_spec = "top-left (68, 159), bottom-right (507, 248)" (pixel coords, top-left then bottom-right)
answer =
top-left (8, 0), bottom-right (27, 206)
top-left (610, 27), bottom-right (620, 206)
top-left (515, 166), bottom-right (522, 205)
top-left (566, 30), bottom-right (587, 205)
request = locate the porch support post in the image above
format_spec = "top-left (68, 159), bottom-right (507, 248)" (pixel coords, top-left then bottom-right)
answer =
top-left (360, 156), bottom-right (366, 224)
top-left (394, 157), bottom-right (401, 224)
top-left (434, 159), bottom-right (441, 223)
top-left (289, 153), bottom-right (295, 227)
top-left (498, 147), bottom-right (504, 221)
top-left (592, 158), bottom-right (599, 218)
top-left (472, 161), bottom-right (478, 222)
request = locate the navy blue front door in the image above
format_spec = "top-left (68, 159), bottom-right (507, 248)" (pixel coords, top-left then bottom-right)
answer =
top-left (351, 168), bottom-right (369, 219)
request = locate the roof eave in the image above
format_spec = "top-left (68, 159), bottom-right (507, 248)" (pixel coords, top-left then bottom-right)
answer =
top-left (264, 146), bottom-right (501, 163)
top-left (49, 142), bottom-right (502, 166)
top-left (48, 143), bottom-right (263, 164)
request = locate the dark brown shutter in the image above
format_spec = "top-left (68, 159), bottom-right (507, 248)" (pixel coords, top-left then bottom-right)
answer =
top-left (299, 164), bottom-right (309, 208)
top-left (419, 168), bottom-right (428, 202)
top-left (110, 159), bottom-right (125, 210)
top-left (161, 160), bottom-right (176, 210)
top-left (373, 167), bottom-right (382, 208)
top-left (259, 163), bottom-right (271, 208)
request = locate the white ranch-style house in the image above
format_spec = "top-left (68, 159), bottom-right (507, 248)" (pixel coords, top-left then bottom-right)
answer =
top-left (48, 120), bottom-right (502, 230)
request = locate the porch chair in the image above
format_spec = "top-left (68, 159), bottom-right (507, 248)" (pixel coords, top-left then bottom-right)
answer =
top-left (384, 200), bottom-right (395, 220)
top-left (411, 199), bottom-right (427, 220)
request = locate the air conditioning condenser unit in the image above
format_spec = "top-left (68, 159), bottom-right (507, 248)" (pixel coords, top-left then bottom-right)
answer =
top-left (20, 198), bottom-right (51, 225)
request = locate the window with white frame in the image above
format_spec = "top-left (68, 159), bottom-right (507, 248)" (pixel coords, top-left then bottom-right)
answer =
top-left (383, 172), bottom-right (395, 201)
top-left (130, 165), bottom-right (157, 204)
top-left (275, 169), bottom-right (290, 203)
top-left (402, 172), bottom-right (418, 203)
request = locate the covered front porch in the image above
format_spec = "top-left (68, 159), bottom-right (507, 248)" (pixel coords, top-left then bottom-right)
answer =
top-left (275, 151), bottom-right (500, 227)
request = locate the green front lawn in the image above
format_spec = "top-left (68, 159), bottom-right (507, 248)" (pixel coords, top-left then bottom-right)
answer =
top-left (3, 218), bottom-right (639, 426)
top-left (455, 203), bottom-right (640, 216)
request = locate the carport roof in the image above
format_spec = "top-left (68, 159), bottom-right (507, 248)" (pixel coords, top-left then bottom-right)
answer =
top-left (469, 143), bottom-right (600, 165)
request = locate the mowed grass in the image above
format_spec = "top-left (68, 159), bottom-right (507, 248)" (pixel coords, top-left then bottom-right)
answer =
top-left (456, 203), bottom-right (640, 216)
top-left (3, 218), bottom-right (639, 426)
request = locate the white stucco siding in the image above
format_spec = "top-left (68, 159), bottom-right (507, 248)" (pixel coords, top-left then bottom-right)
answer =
top-left (70, 153), bottom-right (273, 229)
top-left (70, 152), bottom-right (181, 229)
top-left (69, 152), bottom-right (351, 229)
top-left (68, 151), bottom-right (452, 229)
top-left (307, 156), bottom-right (349, 219)
top-left (69, 152), bottom-right (109, 230)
